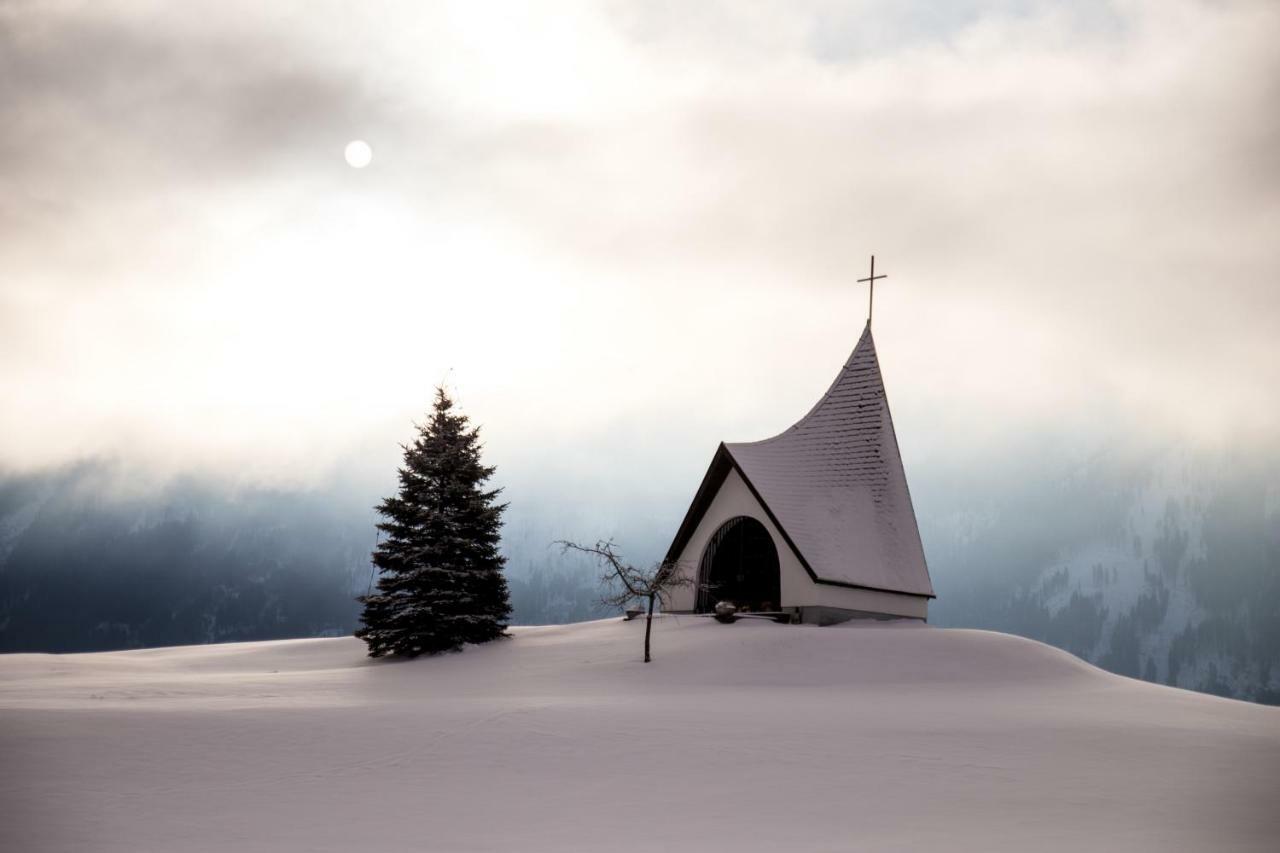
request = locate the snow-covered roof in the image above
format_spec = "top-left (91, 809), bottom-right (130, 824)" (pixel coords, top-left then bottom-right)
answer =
top-left (668, 323), bottom-right (934, 598)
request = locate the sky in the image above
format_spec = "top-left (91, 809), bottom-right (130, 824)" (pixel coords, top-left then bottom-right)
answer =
top-left (2, 0), bottom-right (1278, 517)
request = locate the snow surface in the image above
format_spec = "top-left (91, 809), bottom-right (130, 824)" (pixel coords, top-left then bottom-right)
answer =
top-left (2, 618), bottom-right (1277, 852)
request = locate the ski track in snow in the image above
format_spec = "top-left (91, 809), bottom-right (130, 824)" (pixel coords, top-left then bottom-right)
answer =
top-left (1, 617), bottom-right (1277, 852)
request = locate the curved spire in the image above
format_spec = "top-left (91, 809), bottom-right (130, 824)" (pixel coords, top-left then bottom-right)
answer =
top-left (724, 324), bottom-right (933, 597)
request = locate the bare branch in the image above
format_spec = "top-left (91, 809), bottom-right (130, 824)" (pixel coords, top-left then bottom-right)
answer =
top-left (556, 539), bottom-right (648, 599)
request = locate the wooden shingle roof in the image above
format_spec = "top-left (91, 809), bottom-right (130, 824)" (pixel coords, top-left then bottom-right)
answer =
top-left (666, 323), bottom-right (934, 598)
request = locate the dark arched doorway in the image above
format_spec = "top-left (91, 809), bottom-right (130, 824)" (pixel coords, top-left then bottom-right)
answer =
top-left (696, 516), bottom-right (781, 613)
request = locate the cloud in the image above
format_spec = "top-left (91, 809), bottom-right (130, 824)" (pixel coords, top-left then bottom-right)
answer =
top-left (0, 2), bottom-right (390, 246)
top-left (0, 0), bottom-right (1276, 492)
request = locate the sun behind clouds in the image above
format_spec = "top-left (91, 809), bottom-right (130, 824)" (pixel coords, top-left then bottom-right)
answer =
top-left (344, 139), bottom-right (372, 168)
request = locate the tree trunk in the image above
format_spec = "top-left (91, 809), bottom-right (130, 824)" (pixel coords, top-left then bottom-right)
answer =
top-left (643, 593), bottom-right (656, 663)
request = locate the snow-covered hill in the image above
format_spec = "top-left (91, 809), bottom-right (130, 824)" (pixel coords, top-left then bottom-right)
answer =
top-left (2, 617), bottom-right (1277, 852)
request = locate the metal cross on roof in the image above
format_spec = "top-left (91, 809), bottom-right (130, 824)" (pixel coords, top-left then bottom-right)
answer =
top-left (857, 255), bottom-right (887, 326)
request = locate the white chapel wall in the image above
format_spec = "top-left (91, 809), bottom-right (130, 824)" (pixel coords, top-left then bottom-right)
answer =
top-left (667, 467), bottom-right (927, 620)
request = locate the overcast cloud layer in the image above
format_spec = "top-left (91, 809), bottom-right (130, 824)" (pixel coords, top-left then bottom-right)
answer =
top-left (2, 0), bottom-right (1277, 500)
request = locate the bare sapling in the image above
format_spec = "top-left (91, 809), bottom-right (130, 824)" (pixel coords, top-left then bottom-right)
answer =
top-left (556, 539), bottom-right (690, 663)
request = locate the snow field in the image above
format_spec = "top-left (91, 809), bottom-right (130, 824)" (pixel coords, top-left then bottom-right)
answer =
top-left (2, 617), bottom-right (1277, 852)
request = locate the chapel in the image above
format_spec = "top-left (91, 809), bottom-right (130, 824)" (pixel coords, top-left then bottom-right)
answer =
top-left (662, 313), bottom-right (935, 624)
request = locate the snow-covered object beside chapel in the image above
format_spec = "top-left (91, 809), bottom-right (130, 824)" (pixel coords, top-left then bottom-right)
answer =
top-left (664, 322), bottom-right (934, 623)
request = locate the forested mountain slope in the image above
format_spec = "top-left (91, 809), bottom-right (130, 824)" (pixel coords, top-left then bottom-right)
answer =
top-left (924, 445), bottom-right (1280, 704)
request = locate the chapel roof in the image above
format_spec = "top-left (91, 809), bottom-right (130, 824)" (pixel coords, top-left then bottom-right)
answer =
top-left (666, 323), bottom-right (934, 598)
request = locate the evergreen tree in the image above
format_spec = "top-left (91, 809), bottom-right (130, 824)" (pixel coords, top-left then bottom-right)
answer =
top-left (356, 388), bottom-right (511, 657)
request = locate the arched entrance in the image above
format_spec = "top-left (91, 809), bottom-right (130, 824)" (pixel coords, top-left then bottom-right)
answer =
top-left (696, 516), bottom-right (781, 613)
